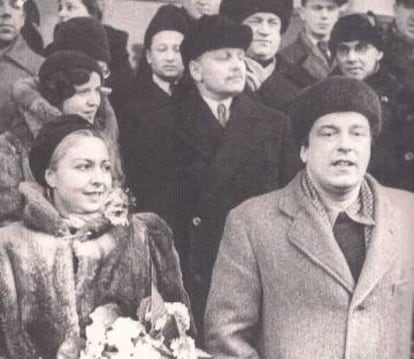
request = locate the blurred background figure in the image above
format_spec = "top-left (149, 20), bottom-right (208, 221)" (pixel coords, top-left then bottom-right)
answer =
top-left (329, 13), bottom-right (414, 192)
top-left (280, 0), bottom-right (348, 88)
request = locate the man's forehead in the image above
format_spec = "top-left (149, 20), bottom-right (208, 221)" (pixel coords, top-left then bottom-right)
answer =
top-left (244, 12), bottom-right (281, 21)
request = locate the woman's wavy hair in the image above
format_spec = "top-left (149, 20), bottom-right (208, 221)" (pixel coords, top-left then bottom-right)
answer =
top-left (39, 68), bottom-right (94, 108)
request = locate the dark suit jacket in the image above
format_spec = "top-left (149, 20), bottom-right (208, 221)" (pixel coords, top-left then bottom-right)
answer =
top-left (125, 87), bottom-right (301, 329)
top-left (280, 31), bottom-right (334, 89)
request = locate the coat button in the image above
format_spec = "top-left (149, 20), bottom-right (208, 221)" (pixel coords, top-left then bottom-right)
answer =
top-left (404, 151), bottom-right (414, 161)
top-left (192, 217), bottom-right (202, 227)
top-left (356, 303), bottom-right (366, 311)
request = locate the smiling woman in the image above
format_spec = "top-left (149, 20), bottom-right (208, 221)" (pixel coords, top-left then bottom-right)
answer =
top-left (0, 116), bottom-right (191, 359)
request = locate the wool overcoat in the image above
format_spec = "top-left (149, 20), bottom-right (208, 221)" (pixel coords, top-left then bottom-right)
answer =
top-left (124, 88), bottom-right (301, 330)
top-left (0, 35), bottom-right (43, 134)
top-left (205, 172), bottom-right (414, 359)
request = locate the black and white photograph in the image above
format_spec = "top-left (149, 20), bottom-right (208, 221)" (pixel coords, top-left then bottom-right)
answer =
top-left (0, 0), bottom-right (413, 358)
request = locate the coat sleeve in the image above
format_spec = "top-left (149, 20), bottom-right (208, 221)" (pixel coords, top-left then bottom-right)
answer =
top-left (204, 209), bottom-right (261, 359)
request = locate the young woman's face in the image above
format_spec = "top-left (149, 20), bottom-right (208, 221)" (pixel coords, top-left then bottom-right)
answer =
top-left (45, 134), bottom-right (112, 215)
top-left (58, 0), bottom-right (90, 22)
top-left (61, 71), bottom-right (101, 124)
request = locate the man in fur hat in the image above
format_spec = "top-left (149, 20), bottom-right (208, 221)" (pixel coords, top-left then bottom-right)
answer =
top-left (220, 0), bottom-right (302, 111)
top-left (125, 14), bottom-right (300, 335)
top-left (329, 13), bottom-right (414, 192)
top-left (205, 76), bottom-right (414, 358)
top-left (280, 0), bottom-right (347, 88)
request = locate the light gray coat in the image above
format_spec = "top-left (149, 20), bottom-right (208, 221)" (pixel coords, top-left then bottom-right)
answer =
top-left (204, 172), bottom-right (414, 359)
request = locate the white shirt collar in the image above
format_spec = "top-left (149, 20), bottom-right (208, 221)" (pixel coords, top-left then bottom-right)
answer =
top-left (201, 95), bottom-right (233, 122)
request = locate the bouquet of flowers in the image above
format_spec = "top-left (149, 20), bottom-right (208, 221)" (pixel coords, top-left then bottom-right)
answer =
top-left (80, 294), bottom-right (210, 359)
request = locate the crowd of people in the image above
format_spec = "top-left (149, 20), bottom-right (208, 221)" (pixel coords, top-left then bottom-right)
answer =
top-left (0, 0), bottom-right (413, 358)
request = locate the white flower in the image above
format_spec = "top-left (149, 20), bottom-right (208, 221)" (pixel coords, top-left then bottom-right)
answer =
top-left (170, 336), bottom-right (197, 359)
top-left (102, 188), bottom-right (129, 226)
top-left (165, 302), bottom-right (191, 334)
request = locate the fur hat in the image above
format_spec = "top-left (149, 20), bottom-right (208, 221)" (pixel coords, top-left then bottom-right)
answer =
top-left (220, 0), bottom-right (292, 33)
top-left (144, 5), bottom-right (190, 50)
top-left (29, 115), bottom-right (93, 187)
top-left (39, 50), bottom-right (103, 85)
top-left (329, 13), bottom-right (383, 54)
top-left (180, 14), bottom-right (252, 66)
top-left (49, 17), bottom-right (111, 64)
top-left (289, 76), bottom-right (382, 146)
top-left (395, 0), bottom-right (414, 7)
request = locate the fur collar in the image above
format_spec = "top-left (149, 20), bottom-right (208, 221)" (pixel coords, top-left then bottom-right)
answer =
top-left (19, 181), bottom-right (129, 239)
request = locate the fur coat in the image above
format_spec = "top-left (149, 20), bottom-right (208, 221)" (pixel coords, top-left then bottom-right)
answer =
top-left (0, 182), bottom-right (190, 359)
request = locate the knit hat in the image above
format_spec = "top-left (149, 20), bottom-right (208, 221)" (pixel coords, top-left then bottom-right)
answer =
top-left (180, 14), bottom-right (252, 66)
top-left (39, 50), bottom-right (103, 85)
top-left (144, 5), bottom-right (190, 50)
top-left (289, 76), bottom-right (382, 146)
top-left (329, 13), bottom-right (384, 54)
top-left (220, 0), bottom-right (292, 33)
top-left (29, 115), bottom-right (93, 187)
top-left (49, 17), bottom-right (111, 64)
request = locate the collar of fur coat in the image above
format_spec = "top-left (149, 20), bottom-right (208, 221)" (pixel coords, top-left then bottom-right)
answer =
top-left (18, 181), bottom-right (129, 239)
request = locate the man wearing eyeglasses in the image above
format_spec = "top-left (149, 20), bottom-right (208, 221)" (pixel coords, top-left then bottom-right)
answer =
top-left (329, 13), bottom-right (414, 193)
top-left (0, 0), bottom-right (42, 134)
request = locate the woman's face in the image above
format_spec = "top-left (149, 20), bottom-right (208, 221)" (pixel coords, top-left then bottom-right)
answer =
top-left (58, 0), bottom-right (90, 22)
top-left (61, 71), bottom-right (101, 124)
top-left (45, 134), bottom-right (112, 215)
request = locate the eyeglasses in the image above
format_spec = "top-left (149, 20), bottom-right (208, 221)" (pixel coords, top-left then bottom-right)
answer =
top-left (336, 42), bottom-right (372, 57)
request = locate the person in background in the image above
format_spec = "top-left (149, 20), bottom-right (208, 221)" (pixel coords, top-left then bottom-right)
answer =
top-left (383, 0), bottom-right (414, 83)
top-left (280, 0), bottom-right (347, 88)
top-left (124, 5), bottom-right (188, 121)
top-left (220, 0), bottom-right (301, 111)
top-left (205, 76), bottom-right (414, 358)
top-left (329, 13), bottom-right (414, 191)
top-left (0, 116), bottom-right (190, 359)
top-left (55, 0), bottom-right (134, 126)
top-left (125, 14), bottom-right (300, 336)
top-left (20, 0), bottom-right (44, 55)
top-left (0, 0), bottom-right (43, 134)
top-left (181, 0), bottom-right (221, 24)
top-left (0, 0), bottom-right (43, 225)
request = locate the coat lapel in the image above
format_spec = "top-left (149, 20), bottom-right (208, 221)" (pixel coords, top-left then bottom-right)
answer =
top-left (351, 179), bottom-right (399, 307)
top-left (175, 90), bottom-right (224, 160)
top-left (282, 175), bottom-right (355, 293)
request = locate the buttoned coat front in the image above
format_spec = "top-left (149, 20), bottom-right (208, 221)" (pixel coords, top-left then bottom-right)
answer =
top-left (205, 172), bottom-right (414, 359)
top-left (125, 88), bottom-right (301, 331)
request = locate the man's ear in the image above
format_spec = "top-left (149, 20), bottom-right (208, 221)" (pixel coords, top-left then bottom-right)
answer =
top-left (145, 49), bottom-right (152, 65)
top-left (300, 145), bottom-right (308, 164)
top-left (189, 59), bottom-right (202, 83)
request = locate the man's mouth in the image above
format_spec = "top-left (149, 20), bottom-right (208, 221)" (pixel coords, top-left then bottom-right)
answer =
top-left (332, 160), bottom-right (355, 167)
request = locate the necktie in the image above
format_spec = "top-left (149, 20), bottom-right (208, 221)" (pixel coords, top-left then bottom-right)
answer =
top-left (317, 41), bottom-right (331, 64)
top-left (332, 212), bottom-right (366, 281)
top-left (217, 103), bottom-right (227, 127)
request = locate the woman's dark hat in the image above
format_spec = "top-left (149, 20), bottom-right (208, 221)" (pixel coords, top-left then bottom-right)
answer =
top-left (29, 115), bottom-right (93, 187)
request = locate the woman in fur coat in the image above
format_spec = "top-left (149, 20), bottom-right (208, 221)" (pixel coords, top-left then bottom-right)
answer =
top-left (0, 116), bottom-right (190, 359)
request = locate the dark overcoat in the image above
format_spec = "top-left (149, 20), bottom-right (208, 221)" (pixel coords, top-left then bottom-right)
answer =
top-left (205, 172), bottom-right (414, 358)
top-left (125, 87), bottom-right (301, 329)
